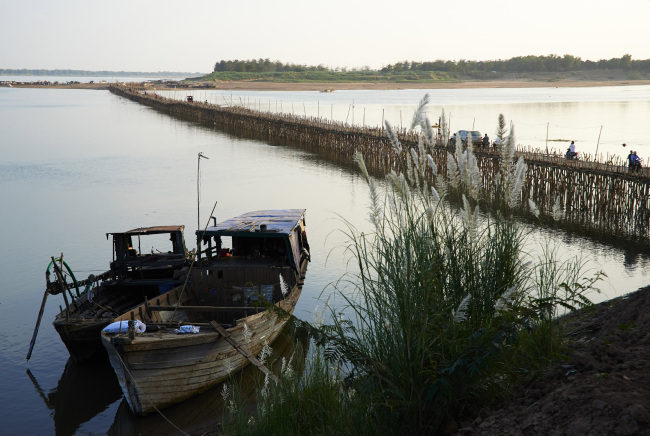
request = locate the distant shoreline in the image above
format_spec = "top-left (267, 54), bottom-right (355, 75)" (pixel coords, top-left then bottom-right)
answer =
top-left (3, 79), bottom-right (650, 91)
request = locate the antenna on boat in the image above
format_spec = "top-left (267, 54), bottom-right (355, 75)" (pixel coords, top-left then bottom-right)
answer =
top-left (197, 152), bottom-right (209, 232)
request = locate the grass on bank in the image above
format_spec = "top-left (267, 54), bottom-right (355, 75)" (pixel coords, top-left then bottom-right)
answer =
top-left (219, 96), bottom-right (602, 435)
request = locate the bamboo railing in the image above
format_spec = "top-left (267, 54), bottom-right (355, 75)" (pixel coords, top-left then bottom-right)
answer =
top-left (109, 85), bottom-right (650, 243)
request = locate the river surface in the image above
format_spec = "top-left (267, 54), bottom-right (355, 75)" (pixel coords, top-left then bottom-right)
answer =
top-left (1, 85), bottom-right (649, 435)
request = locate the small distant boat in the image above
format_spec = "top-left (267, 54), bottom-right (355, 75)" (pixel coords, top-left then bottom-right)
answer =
top-left (27, 226), bottom-right (190, 364)
top-left (101, 209), bottom-right (310, 415)
top-left (320, 89), bottom-right (334, 93)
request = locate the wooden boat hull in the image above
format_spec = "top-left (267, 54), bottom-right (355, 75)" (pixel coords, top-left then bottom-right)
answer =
top-left (101, 284), bottom-right (302, 416)
top-left (52, 280), bottom-right (173, 363)
top-left (36, 225), bottom-right (188, 364)
top-left (54, 318), bottom-right (111, 363)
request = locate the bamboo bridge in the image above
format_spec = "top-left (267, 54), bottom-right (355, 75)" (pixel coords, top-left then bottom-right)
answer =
top-left (109, 85), bottom-right (650, 245)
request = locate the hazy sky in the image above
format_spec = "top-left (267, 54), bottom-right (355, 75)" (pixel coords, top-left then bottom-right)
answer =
top-left (1, 0), bottom-right (648, 73)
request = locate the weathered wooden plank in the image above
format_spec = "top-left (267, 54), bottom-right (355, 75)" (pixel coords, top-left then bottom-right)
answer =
top-left (211, 320), bottom-right (279, 383)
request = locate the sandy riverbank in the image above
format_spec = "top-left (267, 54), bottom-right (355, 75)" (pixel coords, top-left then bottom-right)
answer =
top-left (204, 79), bottom-right (650, 91)
top-left (4, 79), bottom-right (650, 92)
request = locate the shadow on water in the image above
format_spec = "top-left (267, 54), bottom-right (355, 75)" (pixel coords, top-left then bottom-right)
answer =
top-left (26, 358), bottom-right (122, 436)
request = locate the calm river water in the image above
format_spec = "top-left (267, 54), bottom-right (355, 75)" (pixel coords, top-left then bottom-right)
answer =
top-left (1, 84), bottom-right (649, 435)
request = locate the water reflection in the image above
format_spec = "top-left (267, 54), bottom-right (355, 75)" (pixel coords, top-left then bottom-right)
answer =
top-left (26, 359), bottom-right (122, 436)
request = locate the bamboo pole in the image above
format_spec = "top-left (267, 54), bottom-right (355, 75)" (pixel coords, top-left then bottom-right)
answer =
top-left (546, 122), bottom-right (549, 154)
top-left (595, 125), bottom-right (603, 157)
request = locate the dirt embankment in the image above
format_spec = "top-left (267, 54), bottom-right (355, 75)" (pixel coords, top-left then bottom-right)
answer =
top-left (459, 285), bottom-right (650, 436)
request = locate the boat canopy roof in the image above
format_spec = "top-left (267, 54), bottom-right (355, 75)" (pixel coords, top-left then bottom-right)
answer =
top-left (107, 225), bottom-right (185, 238)
top-left (199, 210), bottom-right (305, 238)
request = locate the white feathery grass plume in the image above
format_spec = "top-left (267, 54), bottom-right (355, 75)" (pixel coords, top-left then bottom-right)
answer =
top-left (458, 149), bottom-right (467, 182)
top-left (387, 172), bottom-right (401, 195)
top-left (455, 134), bottom-right (464, 162)
top-left (354, 150), bottom-right (370, 183)
top-left (368, 178), bottom-right (383, 228)
top-left (281, 358), bottom-right (295, 382)
top-left (258, 340), bottom-right (273, 365)
top-left (436, 173), bottom-right (448, 200)
top-left (430, 187), bottom-right (440, 204)
top-left (412, 139), bottom-right (427, 190)
top-left (420, 115), bottom-right (436, 149)
top-left (494, 286), bottom-right (518, 313)
top-left (243, 323), bottom-right (252, 344)
top-left (501, 123), bottom-right (516, 166)
top-left (447, 152), bottom-right (459, 189)
top-left (260, 373), bottom-right (270, 400)
top-left (468, 155), bottom-right (481, 199)
top-left (313, 294), bottom-right (332, 328)
top-left (528, 198), bottom-right (540, 217)
top-left (461, 194), bottom-right (479, 243)
top-left (439, 108), bottom-right (448, 146)
top-left (221, 383), bottom-right (230, 402)
top-left (500, 123), bottom-right (517, 190)
top-left (385, 120), bottom-right (402, 153)
top-left (552, 196), bottom-right (563, 221)
top-left (508, 156), bottom-right (527, 208)
top-left (406, 151), bottom-right (415, 184)
top-left (427, 154), bottom-right (437, 174)
top-left (425, 205), bottom-right (435, 223)
top-left (227, 399), bottom-right (238, 416)
top-left (453, 293), bottom-right (472, 323)
top-left (393, 173), bottom-right (411, 200)
top-left (313, 306), bottom-right (325, 329)
top-left (387, 192), bottom-right (398, 215)
top-left (459, 147), bottom-right (481, 200)
top-left (279, 273), bottom-right (289, 296)
top-left (281, 352), bottom-right (296, 381)
top-left (417, 137), bottom-right (428, 177)
top-left (410, 94), bottom-right (430, 129)
top-left (410, 147), bottom-right (420, 173)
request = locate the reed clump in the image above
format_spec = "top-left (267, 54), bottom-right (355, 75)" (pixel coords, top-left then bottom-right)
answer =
top-left (219, 95), bottom-right (602, 436)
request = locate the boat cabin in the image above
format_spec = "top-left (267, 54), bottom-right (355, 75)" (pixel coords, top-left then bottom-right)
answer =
top-left (108, 225), bottom-right (188, 283)
top-left (193, 209), bottom-right (309, 308)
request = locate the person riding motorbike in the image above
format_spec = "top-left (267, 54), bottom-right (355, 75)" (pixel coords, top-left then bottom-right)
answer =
top-left (566, 141), bottom-right (578, 160)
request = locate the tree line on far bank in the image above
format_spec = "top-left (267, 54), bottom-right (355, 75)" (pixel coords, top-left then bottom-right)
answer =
top-left (213, 54), bottom-right (643, 74)
top-left (204, 54), bottom-right (649, 83)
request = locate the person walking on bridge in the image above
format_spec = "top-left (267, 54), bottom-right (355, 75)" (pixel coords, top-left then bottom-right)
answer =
top-left (482, 133), bottom-right (490, 149)
top-left (627, 150), bottom-right (635, 171)
top-left (631, 151), bottom-right (641, 172)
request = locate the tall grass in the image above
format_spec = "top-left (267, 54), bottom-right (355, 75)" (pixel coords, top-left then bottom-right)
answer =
top-left (220, 95), bottom-right (602, 435)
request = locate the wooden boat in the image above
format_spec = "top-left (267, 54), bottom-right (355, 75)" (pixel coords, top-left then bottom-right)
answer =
top-left (27, 226), bottom-right (190, 364)
top-left (101, 209), bottom-right (310, 416)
